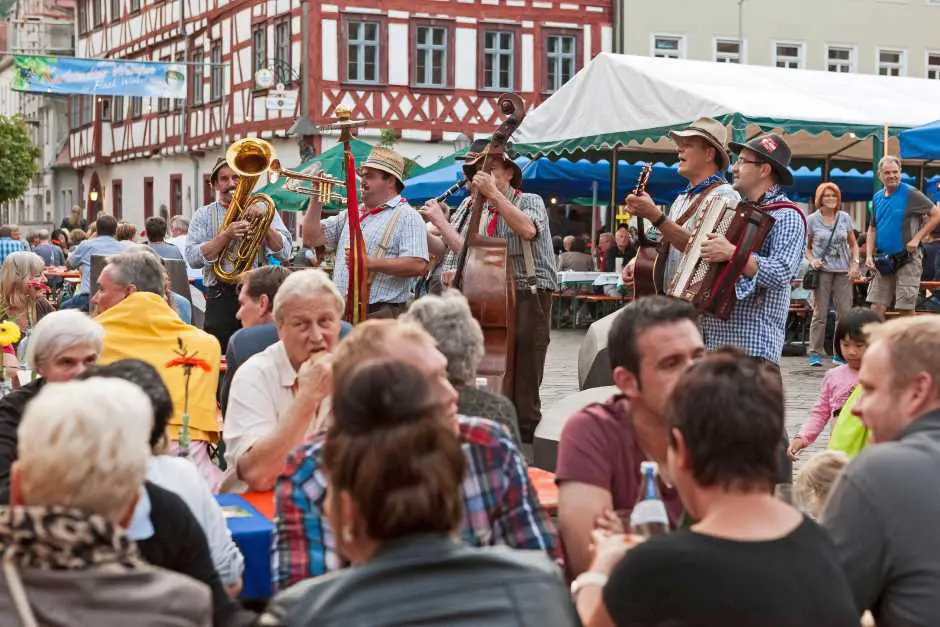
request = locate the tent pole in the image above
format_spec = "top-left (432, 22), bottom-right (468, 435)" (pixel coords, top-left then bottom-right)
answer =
top-left (609, 146), bottom-right (619, 231)
top-left (824, 158), bottom-right (831, 182)
top-left (872, 134), bottom-right (884, 193)
top-left (591, 180), bottom-right (599, 268)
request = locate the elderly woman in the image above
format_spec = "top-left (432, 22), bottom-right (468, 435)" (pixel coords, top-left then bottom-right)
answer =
top-left (261, 360), bottom-right (577, 627)
top-left (0, 251), bottom-right (53, 335)
top-left (0, 310), bottom-right (103, 499)
top-left (0, 378), bottom-right (211, 625)
top-left (403, 290), bottom-right (520, 444)
top-left (223, 269), bottom-right (342, 492)
top-left (806, 182), bottom-right (859, 366)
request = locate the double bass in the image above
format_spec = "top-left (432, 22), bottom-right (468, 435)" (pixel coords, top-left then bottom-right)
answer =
top-left (452, 93), bottom-right (526, 396)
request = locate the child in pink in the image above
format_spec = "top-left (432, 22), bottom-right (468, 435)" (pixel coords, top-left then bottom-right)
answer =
top-left (788, 307), bottom-right (882, 458)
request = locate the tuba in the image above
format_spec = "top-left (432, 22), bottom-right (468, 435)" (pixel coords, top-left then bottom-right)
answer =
top-left (212, 138), bottom-right (278, 283)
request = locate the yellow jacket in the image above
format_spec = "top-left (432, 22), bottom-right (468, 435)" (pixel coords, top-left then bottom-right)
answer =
top-left (97, 292), bottom-right (221, 442)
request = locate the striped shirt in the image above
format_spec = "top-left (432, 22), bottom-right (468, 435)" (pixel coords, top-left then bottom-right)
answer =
top-left (441, 190), bottom-right (558, 291)
top-left (321, 195), bottom-right (429, 304)
top-left (184, 201), bottom-right (293, 287)
top-left (0, 238), bottom-right (28, 267)
top-left (272, 414), bottom-right (560, 591)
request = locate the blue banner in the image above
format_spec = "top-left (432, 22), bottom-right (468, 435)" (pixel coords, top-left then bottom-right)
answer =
top-left (12, 55), bottom-right (187, 98)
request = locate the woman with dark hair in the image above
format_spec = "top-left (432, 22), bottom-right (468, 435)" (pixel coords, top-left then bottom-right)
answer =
top-left (576, 351), bottom-right (859, 627)
top-left (262, 359), bottom-right (578, 627)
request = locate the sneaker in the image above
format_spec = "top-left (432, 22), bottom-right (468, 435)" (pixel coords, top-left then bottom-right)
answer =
top-left (808, 354), bottom-right (823, 367)
top-left (832, 355), bottom-right (846, 366)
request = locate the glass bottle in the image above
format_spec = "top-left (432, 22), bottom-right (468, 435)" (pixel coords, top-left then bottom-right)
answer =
top-left (629, 461), bottom-right (670, 537)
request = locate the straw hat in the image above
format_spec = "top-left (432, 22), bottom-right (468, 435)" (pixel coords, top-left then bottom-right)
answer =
top-left (668, 117), bottom-right (731, 171)
top-left (360, 146), bottom-right (407, 189)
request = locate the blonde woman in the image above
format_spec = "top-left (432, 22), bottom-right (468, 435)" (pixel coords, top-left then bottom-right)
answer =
top-left (806, 183), bottom-right (859, 367)
top-left (0, 251), bottom-right (53, 335)
top-left (116, 221), bottom-right (138, 247)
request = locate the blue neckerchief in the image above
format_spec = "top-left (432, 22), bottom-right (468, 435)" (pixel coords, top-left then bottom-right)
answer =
top-left (756, 185), bottom-right (789, 206)
top-left (683, 173), bottom-right (727, 196)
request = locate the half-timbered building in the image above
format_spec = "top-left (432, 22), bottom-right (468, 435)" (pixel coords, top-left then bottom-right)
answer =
top-left (69, 0), bottom-right (612, 227)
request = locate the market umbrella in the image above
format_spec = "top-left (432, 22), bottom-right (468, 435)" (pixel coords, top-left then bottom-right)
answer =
top-left (578, 307), bottom-right (626, 390)
top-left (255, 138), bottom-right (374, 212)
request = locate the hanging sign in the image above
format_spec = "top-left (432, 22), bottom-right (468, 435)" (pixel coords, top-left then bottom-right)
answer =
top-left (12, 54), bottom-right (187, 98)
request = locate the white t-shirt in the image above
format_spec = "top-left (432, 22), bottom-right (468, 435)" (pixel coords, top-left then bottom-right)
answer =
top-left (147, 455), bottom-right (245, 585)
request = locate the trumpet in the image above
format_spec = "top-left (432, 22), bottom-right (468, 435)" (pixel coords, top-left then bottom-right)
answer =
top-left (212, 138), bottom-right (277, 284)
top-left (268, 159), bottom-right (347, 204)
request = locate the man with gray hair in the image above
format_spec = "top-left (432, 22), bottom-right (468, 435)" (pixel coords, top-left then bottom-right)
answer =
top-left (30, 228), bottom-right (65, 267)
top-left (1, 378), bottom-right (211, 625)
top-left (223, 269), bottom-right (343, 492)
top-left (866, 155), bottom-right (940, 317)
top-left (95, 249), bottom-right (223, 490)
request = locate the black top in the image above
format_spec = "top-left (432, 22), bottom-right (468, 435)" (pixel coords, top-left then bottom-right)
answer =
top-left (604, 243), bottom-right (637, 273)
top-left (0, 378), bottom-right (45, 502)
top-left (603, 517), bottom-right (860, 627)
top-left (139, 482), bottom-right (255, 627)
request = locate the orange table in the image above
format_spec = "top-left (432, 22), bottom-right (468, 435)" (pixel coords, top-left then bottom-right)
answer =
top-left (240, 467), bottom-right (558, 521)
top-left (43, 266), bottom-right (80, 279)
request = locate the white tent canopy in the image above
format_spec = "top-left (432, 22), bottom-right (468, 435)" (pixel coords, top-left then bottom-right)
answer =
top-left (513, 53), bottom-right (940, 165)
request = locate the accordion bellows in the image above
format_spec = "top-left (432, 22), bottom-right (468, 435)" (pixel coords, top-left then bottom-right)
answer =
top-left (668, 196), bottom-right (775, 320)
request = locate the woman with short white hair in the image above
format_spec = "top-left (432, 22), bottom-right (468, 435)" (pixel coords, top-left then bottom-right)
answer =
top-left (402, 290), bottom-right (520, 444)
top-left (0, 309), bottom-right (103, 498)
top-left (0, 378), bottom-right (212, 626)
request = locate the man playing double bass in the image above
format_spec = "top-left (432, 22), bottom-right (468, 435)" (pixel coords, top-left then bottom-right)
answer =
top-left (423, 139), bottom-right (557, 443)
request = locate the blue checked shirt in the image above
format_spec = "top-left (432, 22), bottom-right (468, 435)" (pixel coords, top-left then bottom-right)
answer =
top-left (321, 196), bottom-right (429, 304)
top-left (272, 415), bottom-right (560, 591)
top-left (184, 201), bottom-right (292, 287)
top-left (0, 238), bottom-right (28, 268)
top-left (65, 235), bottom-right (127, 294)
top-left (700, 186), bottom-right (807, 363)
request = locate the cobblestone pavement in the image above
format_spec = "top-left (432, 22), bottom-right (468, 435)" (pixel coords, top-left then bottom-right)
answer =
top-left (540, 329), bottom-right (835, 471)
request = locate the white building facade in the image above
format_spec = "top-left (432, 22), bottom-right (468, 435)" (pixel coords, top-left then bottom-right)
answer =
top-left (619, 0), bottom-right (940, 78)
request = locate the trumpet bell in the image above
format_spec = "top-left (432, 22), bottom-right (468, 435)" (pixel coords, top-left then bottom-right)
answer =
top-left (226, 138), bottom-right (274, 177)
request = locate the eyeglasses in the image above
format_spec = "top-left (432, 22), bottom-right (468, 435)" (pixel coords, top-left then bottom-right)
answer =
top-left (735, 158), bottom-right (765, 167)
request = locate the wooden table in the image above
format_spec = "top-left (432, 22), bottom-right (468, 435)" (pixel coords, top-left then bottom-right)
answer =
top-left (43, 266), bottom-right (80, 279)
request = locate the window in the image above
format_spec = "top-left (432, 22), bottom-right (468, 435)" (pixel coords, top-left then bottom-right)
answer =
top-left (100, 97), bottom-right (111, 121)
top-left (91, 0), bottom-right (103, 27)
top-left (346, 21), bottom-right (380, 84)
top-left (143, 178), bottom-right (154, 219)
top-left (546, 34), bottom-right (577, 92)
top-left (129, 0), bottom-right (139, 11)
top-left (111, 180), bottom-right (122, 220)
top-left (130, 96), bottom-right (142, 118)
top-left (774, 43), bottom-right (803, 69)
top-left (173, 54), bottom-right (183, 111)
top-left (274, 18), bottom-right (291, 84)
top-left (77, 0), bottom-right (87, 33)
top-left (112, 95), bottom-right (124, 123)
top-left (827, 46), bottom-right (853, 73)
top-left (652, 35), bottom-right (683, 59)
top-left (110, 0), bottom-right (119, 21)
top-left (170, 175), bottom-right (182, 217)
top-left (414, 25), bottom-right (448, 87)
top-left (482, 30), bottom-right (514, 90)
top-left (191, 52), bottom-right (204, 105)
top-left (70, 96), bottom-right (94, 129)
top-left (210, 43), bottom-right (223, 101)
top-left (878, 49), bottom-right (905, 76)
top-left (929, 53), bottom-right (940, 79)
top-left (158, 58), bottom-right (171, 112)
top-left (715, 39), bottom-right (741, 63)
top-left (252, 24), bottom-right (267, 76)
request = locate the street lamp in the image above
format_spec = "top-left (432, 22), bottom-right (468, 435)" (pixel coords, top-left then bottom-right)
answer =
top-left (89, 190), bottom-right (98, 202)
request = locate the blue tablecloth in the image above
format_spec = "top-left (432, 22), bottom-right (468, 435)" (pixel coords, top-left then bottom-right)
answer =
top-left (215, 493), bottom-right (274, 600)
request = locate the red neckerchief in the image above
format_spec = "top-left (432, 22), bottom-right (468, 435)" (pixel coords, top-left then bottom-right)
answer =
top-left (360, 196), bottom-right (407, 220)
top-left (484, 188), bottom-right (521, 237)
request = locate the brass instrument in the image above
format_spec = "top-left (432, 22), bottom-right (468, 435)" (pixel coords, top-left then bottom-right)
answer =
top-left (211, 138), bottom-right (278, 284)
top-left (268, 159), bottom-right (347, 204)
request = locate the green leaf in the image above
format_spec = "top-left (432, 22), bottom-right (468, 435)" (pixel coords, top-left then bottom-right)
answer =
top-left (0, 115), bottom-right (41, 206)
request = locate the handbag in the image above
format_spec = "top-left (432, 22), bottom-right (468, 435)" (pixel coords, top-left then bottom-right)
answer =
top-left (873, 250), bottom-right (912, 276)
top-left (803, 214), bottom-right (841, 290)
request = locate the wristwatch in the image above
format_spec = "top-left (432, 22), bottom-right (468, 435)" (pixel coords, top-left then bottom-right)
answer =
top-left (651, 212), bottom-right (667, 228)
top-left (570, 571), bottom-right (609, 600)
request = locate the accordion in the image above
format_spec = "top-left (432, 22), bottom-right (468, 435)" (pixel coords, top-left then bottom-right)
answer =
top-left (667, 196), bottom-right (775, 320)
